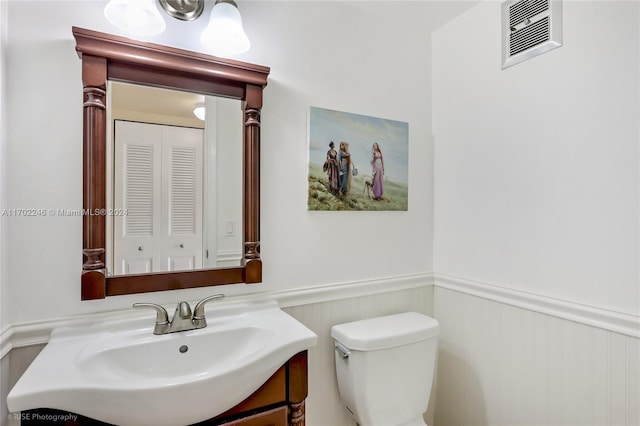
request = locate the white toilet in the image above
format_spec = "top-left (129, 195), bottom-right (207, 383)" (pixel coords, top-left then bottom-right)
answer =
top-left (331, 312), bottom-right (440, 426)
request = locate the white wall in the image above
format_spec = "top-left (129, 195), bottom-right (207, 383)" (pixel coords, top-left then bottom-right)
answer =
top-left (245, 0), bottom-right (464, 290)
top-left (1, 2), bottom-right (483, 423)
top-left (432, 2), bottom-right (639, 425)
top-left (1, 0), bottom-right (477, 325)
top-left (211, 97), bottom-right (243, 267)
top-left (0, 0), bottom-right (8, 334)
top-left (8, 1), bottom-right (638, 425)
top-left (433, 0), bottom-right (639, 316)
top-left (0, 3), bottom-right (9, 424)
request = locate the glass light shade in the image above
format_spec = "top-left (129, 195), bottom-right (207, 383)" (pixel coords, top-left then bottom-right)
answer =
top-left (104, 0), bottom-right (166, 36)
top-left (200, 2), bottom-right (250, 56)
top-left (193, 104), bottom-right (206, 121)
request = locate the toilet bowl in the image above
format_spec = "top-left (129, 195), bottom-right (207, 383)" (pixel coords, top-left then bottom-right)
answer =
top-left (331, 312), bottom-right (439, 426)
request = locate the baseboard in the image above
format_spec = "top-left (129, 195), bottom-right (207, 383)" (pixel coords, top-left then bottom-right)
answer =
top-left (434, 274), bottom-right (640, 338)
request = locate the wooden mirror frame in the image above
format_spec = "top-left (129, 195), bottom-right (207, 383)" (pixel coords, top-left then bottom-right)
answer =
top-left (73, 27), bottom-right (269, 300)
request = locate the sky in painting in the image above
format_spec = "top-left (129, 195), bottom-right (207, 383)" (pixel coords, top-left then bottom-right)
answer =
top-left (308, 106), bottom-right (409, 184)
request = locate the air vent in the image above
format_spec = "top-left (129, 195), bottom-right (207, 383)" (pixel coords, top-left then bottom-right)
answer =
top-left (502, 0), bottom-right (562, 69)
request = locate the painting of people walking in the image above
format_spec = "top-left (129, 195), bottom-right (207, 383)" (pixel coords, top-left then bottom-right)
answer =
top-left (308, 106), bottom-right (408, 211)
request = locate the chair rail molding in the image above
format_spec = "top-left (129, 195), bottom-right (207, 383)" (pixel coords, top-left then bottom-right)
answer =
top-left (5, 273), bottom-right (635, 358)
top-left (434, 274), bottom-right (640, 338)
top-left (0, 273), bottom-right (434, 358)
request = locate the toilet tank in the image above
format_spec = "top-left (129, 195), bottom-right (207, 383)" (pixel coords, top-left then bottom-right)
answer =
top-left (331, 312), bottom-right (440, 426)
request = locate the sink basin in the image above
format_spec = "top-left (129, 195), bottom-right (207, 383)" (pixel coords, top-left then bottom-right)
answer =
top-left (7, 300), bottom-right (317, 426)
top-left (75, 315), bottom-right (271, 381)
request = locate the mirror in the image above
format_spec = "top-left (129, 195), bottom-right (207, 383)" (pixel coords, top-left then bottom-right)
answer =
top-left (107, 82), bottom-right (243, 275)
top-left (73, 27), bottom-right (269, 299)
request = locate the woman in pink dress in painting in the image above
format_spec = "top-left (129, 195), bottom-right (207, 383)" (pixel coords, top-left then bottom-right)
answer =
top-left (371, 143), bottom-right (384, 200)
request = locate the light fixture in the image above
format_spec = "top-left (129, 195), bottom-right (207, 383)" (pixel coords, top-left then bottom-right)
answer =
top-left (104, 0), bottom-right (166, 36)
top-left (193, 104), bottom-right (206, 121)
top-left (158, 0), bottom-right (204, 21)
top-left (200, 0), bottom-right (250, 56)
top-left (104, 0), bottom-right (251, 57)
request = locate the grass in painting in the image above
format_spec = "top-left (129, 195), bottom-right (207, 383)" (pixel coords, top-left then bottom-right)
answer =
top-left (308, 163), bottom-right (408, 211)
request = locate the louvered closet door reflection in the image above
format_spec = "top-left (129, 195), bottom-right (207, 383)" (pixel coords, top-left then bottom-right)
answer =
top-left (113, 121), bottom-right (203, 275)
top-left (114, 121), bottom-right (162, 274)
top-left (160, 125), bottom-right (203, 272)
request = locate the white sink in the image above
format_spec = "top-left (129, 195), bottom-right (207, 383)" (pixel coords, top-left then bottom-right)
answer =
top-left (7, 300), bottom-right (317, 426)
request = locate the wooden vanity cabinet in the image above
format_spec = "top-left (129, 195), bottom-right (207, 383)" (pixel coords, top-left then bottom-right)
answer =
top-left (216, 406), bottom-right (289, 426)
top-left (199, 350), bottom-right (308, 426)
top-left (21, 351), bottom-right (308, 426)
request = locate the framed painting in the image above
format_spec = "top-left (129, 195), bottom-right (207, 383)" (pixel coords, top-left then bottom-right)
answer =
top-left (307, 106), bottom-right (408, 211)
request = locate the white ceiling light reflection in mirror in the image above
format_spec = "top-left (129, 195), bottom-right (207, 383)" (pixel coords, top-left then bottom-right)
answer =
top-left (103, 0), bottom-right (250, 57)
top-left (107, 82), bottom-right (243, 276)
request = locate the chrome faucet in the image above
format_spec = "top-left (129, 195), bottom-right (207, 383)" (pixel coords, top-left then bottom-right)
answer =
top-left (133, 294), bottom-right (225, 335)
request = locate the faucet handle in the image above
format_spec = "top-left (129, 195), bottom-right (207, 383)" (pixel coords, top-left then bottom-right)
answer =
top-left (174, 301), bottom-right (193, 320)
top-left (133, 303), bottom-right (169, 334)
top-left (192, 294), bottom-right (225, 327)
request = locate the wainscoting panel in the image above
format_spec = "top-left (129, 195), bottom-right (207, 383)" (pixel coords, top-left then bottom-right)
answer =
top-left (1, 353), bottom-right (9, 426)
top-left (7, 279), bottom-right (634, 426)
top-left (434, 286), bottom-right (640, 426)
top-left (2, 344), bottom-right (44, 426)
top-left (284, 285), bottom-right (435, 426)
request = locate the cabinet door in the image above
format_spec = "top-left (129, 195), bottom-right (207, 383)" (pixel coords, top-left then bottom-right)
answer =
top-left (221, 406), bottom-right (288, 426)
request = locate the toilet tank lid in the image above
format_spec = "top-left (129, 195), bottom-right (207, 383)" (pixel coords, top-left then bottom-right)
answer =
top-left (331, 312), bottom-right (439, 351)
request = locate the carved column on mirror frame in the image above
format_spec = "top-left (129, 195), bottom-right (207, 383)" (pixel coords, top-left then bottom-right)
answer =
top-left (289, 401), bottom-right (305, 426)
top-left (81, 54), bottom-right (108, 299)
top-left (242, 100), bottom-right (262, 283)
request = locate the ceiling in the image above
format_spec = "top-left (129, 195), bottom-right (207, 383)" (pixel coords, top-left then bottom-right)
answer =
top-left (111, 81), bottom-right (205, 126)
